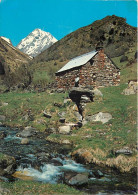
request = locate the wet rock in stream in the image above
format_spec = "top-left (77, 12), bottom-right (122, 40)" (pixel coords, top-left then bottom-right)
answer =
top-left (0, 154), bottom-right (17, 177)
top-left (65, 172), bottom-right (89, 186)
top-left (0, 131), bottom-right (7, 139)
top-left (21, 138), bottom-right (29, 145)
top-left (16, 126), bottom-right (37, 138)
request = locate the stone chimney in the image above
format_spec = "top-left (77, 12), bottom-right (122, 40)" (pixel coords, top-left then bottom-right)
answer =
top-left (96, 46), bottom-right (103, 51)
top-left (95, 41), bottom-right (103, 52)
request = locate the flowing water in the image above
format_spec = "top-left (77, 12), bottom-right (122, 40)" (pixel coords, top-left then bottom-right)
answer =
top-left (0, 126), bottom-right (137, 194)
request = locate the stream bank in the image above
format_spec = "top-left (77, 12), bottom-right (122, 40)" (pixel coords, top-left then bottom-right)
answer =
top-left (0, 126), bottom-right (137, 194)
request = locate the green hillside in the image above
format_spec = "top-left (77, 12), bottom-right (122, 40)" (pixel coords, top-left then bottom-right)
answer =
top-left (0, 38), bottom-right (31, 91)
top-left (29, 15), bottom-right (137, 88)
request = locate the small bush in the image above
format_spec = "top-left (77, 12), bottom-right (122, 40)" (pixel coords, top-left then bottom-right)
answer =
top-left (134, 51), bottom-right (137, 59)
top-left (32, 71), bottom-right (51, 87)
top-left (120, 55), bottom-right (128, 63)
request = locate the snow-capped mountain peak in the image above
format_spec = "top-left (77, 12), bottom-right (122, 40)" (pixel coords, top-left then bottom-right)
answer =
top-left (16, 29), bottom-right (58, 57)
top-left (1, 36), bottom-right (12, 45)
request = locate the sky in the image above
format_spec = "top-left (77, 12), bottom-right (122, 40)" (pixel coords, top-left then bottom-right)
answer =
top-left (0, 0), bottom-right (137, 46)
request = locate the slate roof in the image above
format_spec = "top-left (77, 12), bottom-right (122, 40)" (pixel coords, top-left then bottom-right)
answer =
top-left (56, 50), bottom-right (97, 73)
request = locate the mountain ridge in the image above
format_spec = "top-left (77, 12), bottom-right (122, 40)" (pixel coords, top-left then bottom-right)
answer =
top-left (34, 15), bottom-right (136, 63)
top-left (17, 28), bottom-right (58, 57)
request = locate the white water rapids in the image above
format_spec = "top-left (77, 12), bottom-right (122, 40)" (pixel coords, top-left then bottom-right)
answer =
top-left (16, 157), bottom-right (87, 183)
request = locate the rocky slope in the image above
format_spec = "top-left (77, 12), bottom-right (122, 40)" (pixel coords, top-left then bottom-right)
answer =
top-left (33, 15), bottom-right (137, 63)
top-left (17, 29), bottom-right (57, 57)
top-left (0, 37), bottom-right (31, 89)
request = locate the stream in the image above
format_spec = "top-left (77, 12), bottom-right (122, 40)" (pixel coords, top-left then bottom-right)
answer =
top-left (0, 126), bottom-right (137, 194)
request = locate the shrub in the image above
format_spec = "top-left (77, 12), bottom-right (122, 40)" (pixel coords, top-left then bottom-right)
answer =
top-left (134, 51), bottom-right (137, 59)
top-left (120, 55), bottom-right (128, 63)
top-left (32, 71), bottom-right (51, 87)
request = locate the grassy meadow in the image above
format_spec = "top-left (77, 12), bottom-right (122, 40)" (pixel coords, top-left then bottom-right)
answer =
top-left (0, 83), bottom-right (137, 172)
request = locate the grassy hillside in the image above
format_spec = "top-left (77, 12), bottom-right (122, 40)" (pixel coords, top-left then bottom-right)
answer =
top-left (29, 15), bottom-right (137, 88)
top-left (112, 46), bottom-right (137, 83)
top-left (0, 38), bottom-right (31, 90)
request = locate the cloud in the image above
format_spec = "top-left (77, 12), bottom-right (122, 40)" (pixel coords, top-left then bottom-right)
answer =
top-left (0, 0), bottom-right (6, 3)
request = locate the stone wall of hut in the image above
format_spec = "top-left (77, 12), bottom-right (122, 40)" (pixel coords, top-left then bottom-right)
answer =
top-left (55, 50), bottom-right (120, 89)
top-left (0, 62), bottom-right (5, 75)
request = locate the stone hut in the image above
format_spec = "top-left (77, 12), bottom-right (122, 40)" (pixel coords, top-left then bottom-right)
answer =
top-left (55, 48), bottom-right (120, 89)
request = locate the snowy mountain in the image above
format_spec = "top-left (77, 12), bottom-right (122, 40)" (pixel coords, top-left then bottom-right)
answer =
top-left (1, 36), bottom-right (12, 45)
top-left (16, 29), bottom-right (58, 57)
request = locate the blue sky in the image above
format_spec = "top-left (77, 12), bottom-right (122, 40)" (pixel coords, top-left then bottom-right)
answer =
top-left (0, 0), bottom-right (137, 46)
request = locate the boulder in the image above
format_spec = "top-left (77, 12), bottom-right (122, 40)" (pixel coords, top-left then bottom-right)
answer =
top-left (64, 99), bottom-right (71, 104)
top-left (43, 111), bottom-right (52, 118)
top-left (122, 81), bottom-right (138, 95)
top-left (0, 115), bottom-right (5, 121)
top-left (45, 127), bottom-right (56, 134)
top-left (77, 121), bottom-right (83, 128)
top-left (57, 88), bottom-right (65, 93)
top-left (18, 130), bottom-right (32, 138)
top-left (2, 102), bottom-right (8, 106)
top-left (0, 154), bottom-right (17, 176)
top-left (82, 119), bottom-right (88, 126)
top-left (69, 87), bottom-right (94, 103)
top-left (58, 111), bottom-right (66, 117)
top-left (21, 138), bottom-right (29, 145)
top-left (92, 170), bottom-right (104, 178)
top-left (123, 88), bottom-right (135, 95)
top-left (4, 164), bottom-right (16, 175)
top-left (0, 185), bottom-right (10, 194)
top-left (61, 139), bottom-right (72, 145)
top-left (59, 126), bottom-right (71, 134)
top-left (59, 118), bottom-right (65, 123)
top-left (37, 152), bottom-right (50, 163)
top-left (24, 126), bottom-right (35, 131)
top-left (54, 102), bottom-right (63, 107)
top-left (115, 147), bottom-right (133, 155)
top-left (92, 88), bottom-right (103, 97)
top-left (0, 131), bottom-right (7, 139)
top-left (80, 95), bottom-right (91, 103)
top-left (85, 112), bottom-right (112, 124)
top-left (74, 111), bottom-right (82, 121)
top-left (22, 114), bottom-right (29, 121)
top-left (17, 126), bottom-right (36, 138)
top-left (68, 173), bottom-right (88, 186)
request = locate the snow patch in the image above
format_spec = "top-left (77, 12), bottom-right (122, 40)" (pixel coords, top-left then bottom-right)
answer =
top-left (1, 36), bottom-right (12, 45)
